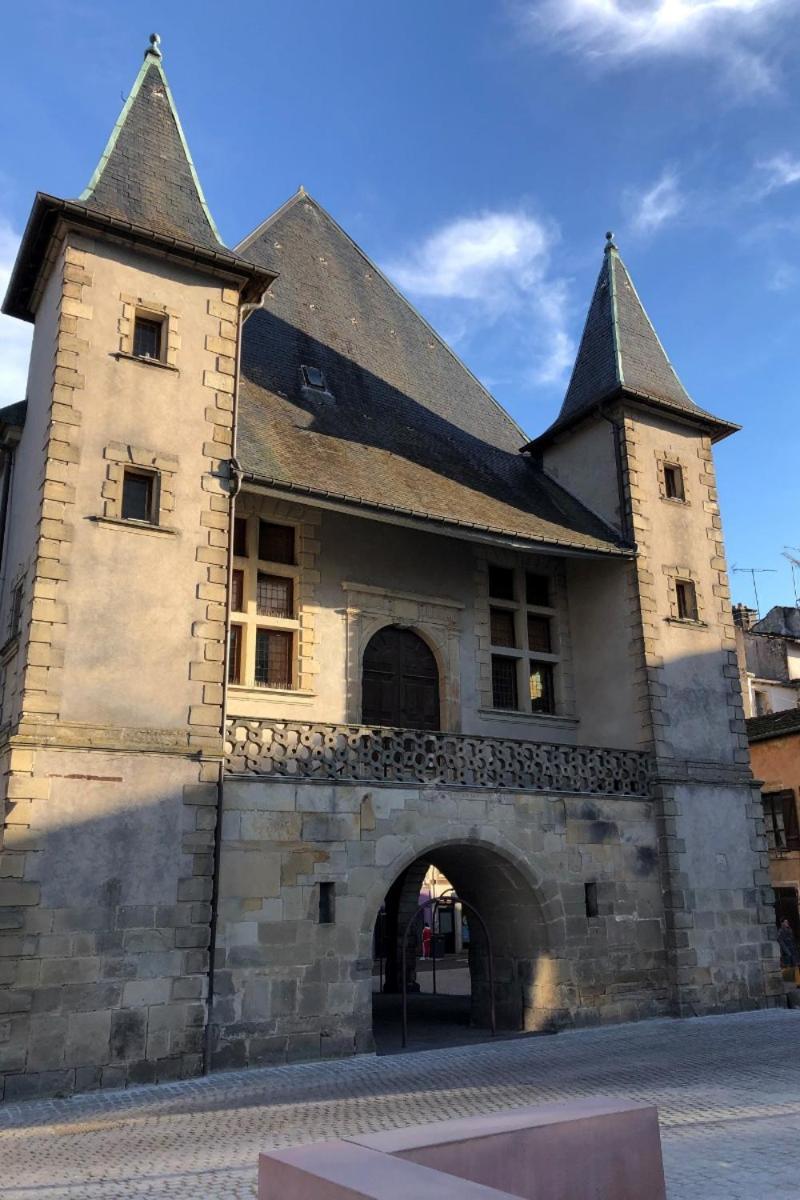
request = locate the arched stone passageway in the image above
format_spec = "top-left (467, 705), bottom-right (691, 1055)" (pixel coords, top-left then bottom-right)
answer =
top-left (372, 840), bottom-right (549, 1049)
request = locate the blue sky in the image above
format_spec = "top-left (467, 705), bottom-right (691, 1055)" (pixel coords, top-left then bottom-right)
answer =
top-left (1, 1), bottom-right (798, 612)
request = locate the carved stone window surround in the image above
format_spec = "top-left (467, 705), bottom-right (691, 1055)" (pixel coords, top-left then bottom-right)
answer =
top-left (663, 564), bottom-right (707, 626)
top-left (118, 292), bottom-right (181, 367)
top-left (341, 581), bottom-right (463, 731)
top-left (100, 442), bottom-right (178, 528)
top-left (655, 448), bottom-right (691, 506)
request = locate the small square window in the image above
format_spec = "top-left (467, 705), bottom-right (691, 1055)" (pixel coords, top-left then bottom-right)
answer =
top-left (526, 572), bottom-right (550, 607)
top-left (228, 624), bottom-right (243, 685)
top-left (490, 607), bottom-right (516, 647)
top-left (259, 521), bottom-right (295, 565)
top-left (255, 628), bottom-right (293, 688)
top-left (257, 573), bottom-right (293, 618)
top-left (527, 614), bottom-right (551, 653)
top-left (301, 364), bottom-right (328, 391)
top-left (233, 517), bottom-right (248, 557)
top-left (676, 579), bottom-right (698, 622)
top-left (488, 565), bottom-right (515, 601)
top-left (529, 661), bottom-right (555, 713)
top-left (754, 690), bottom-right (770, 717)
top-left (121, 470), bottom-right (156, 523)
top-left (491, 655), bottom-right (518, 709)
top-left (231, 569), bottom-right (244, 613)
top-left (133, 314), bottom-right (163, 360)
top-left (664, 463), bottom-right (685, 501)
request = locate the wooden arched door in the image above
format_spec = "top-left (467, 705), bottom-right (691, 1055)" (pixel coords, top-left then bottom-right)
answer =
top-left (362, 626), bottom-right (440, 731)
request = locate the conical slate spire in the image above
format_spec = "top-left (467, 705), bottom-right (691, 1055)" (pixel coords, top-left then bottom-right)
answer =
top-left (534, 236), bottom-right (737, 444)
top-left (79, 35), bottom-right (223, 249)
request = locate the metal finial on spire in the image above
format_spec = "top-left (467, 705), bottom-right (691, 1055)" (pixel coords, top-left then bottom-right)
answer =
top-left (145, 33), bottom-right (162, 60)
top-left (605, 230), bottom-right (617, 253)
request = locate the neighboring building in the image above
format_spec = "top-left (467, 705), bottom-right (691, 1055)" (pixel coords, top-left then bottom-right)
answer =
top-left (735, 604), bottom-right (800, 717)
top-left (0, 37), bottom-right (782, 1100)
top-left (747, 708), bottom-right (800, 938)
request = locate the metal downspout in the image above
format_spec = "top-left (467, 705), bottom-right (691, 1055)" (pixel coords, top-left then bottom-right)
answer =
top-left (203, 295), bottom-right (263, 1075)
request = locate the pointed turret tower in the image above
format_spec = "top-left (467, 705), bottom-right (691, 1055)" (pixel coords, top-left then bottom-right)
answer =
top-left (532, 237), bottom-right (780, 1017)
top-left (0, 36), bottom-right (274, 1098)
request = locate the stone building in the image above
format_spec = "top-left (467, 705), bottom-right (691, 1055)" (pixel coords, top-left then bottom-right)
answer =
top-left (747, 708), bottom-right (800, 938)
top-left (0, 37), bottom-right (782, 1100)
top-left (734, 604), bottom-right (800, 717)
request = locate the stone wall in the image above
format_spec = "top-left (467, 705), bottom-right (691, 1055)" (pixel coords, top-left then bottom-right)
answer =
top-left (209, 775), bottom-right (671, 1068)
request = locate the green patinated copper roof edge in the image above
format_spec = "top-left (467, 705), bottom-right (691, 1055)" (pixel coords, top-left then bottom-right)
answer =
top-left (79, 53), bottom-right (225, 248)
top-left (607, 246), bottom-right (624, 389)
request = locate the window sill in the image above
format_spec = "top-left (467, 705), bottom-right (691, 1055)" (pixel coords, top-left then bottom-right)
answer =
top-left (660, 496), bottom-right (690, 506)
top-left (664, 617), bottom-right (707, 629)
top-left (89, 515), bottom-right (178, 537)
top-left (228, 684), bottom-right (316, 699)
top-left (113, 352), bottom-right (179, 373)
top-left (478, 708), bottom-right (579, 729)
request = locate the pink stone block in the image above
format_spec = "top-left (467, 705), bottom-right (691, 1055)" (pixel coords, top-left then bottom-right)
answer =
top-left (349, 1098), bottom-right (666, 1200)
top-left (258, 1098), bottom-right (666, 1200)
top-left (258, 1141), bottom-right (518, 1200)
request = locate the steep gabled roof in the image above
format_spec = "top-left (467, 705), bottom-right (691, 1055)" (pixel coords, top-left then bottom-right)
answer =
top-left (235, 192), bottom-right (631, 557)
top-left (80, 36), bottom-right (223, 249)
top-left (529, 237), bottom-right (738, 448)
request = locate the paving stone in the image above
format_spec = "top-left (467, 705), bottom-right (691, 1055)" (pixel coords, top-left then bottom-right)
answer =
top-left (0, 1010), bottom-right (799, 1198)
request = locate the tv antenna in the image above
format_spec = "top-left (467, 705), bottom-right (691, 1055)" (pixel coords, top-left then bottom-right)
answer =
top-left (731, 565), bottom-right (777, 618)
top-left (783, 547), bottom-right (800, 608)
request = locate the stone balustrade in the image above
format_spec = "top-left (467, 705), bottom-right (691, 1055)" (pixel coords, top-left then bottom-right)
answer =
top-left (225, 718), bottom-right (654, 797)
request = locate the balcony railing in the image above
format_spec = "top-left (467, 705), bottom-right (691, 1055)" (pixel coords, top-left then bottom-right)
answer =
top-left (225, 719), bottom-right (654, 798)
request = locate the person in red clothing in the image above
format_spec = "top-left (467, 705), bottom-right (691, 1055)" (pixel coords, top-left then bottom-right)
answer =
top-left (421, 923), bottom-right (432, 959)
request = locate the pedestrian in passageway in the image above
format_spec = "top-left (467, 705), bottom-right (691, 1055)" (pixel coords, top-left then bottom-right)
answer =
top-left (777, 918), bottom-right (798, 969)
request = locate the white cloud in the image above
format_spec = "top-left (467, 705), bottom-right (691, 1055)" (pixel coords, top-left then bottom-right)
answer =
top-left (767, 262), bottom-right (798, 291)
top-left (755, 152), bottom-right (800, 196)
top-left (0, 222), bottom-right (32, 407)
top-left (385, 211), bottom-right (574, 388)
top-left (629, 169), bottom-right (686, 234)
top-left (523, 0), bottom-right (791, 93)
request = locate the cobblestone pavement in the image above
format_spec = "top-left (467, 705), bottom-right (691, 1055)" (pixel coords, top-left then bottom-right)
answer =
top-left (2, 1009), bottom-right (799, 1199)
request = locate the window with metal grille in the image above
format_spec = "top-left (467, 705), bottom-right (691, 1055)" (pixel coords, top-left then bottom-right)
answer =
top-left (121, 470), bottom-right (156, 522)
top-left (255, 628), bottom-right (292, 688)
top-left (488, 565), bottom-right (515, 601)
top-left (231, 569), bottom-right (244, 612)
top-left (676, 579), bottom-right (698, 621)
top-left (257, 573), bottom-right (293, 618)
top-left (490, 607), bottom-right (516, 647)
top-left (527, 614), bottom-right (551, 653)
top-left (491, 656), bottom-right (518, 709)
top-left (233, 517), bottom-right (248, 557)
top-left (763, 791), bottom-right (800, 853)
top-left (664, 463), bottom-right (685, 501)
top-left (258, 520), bottom-right (294, 564)
top-left (228, 625), bottom-right (243, 685)
top-left (526, 572), bottom-right (550, 607)
top-left (8, 580), bottom-right (24, 640)
top-left (133, 315), bottom-right (163, 360)
top-left (301, 364), bottom-right (328, 391)
top-left (529, 661), bottom-right (555, 713)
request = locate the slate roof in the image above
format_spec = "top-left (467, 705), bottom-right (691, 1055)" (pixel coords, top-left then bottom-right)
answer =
top-left (747, 707), bottom-right (800, 743)
top-left (0, 401), bottom-right (27, 429)
top-left (234, 193), bottom-right (631, 557)
top-left (528, 240), bottom-right (738, 448)
top-left (80, 46), bottom-right (223, 250)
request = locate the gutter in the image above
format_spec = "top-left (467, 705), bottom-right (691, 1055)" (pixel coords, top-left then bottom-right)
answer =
top-left (203, 293), bottom-right (267, 1075)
